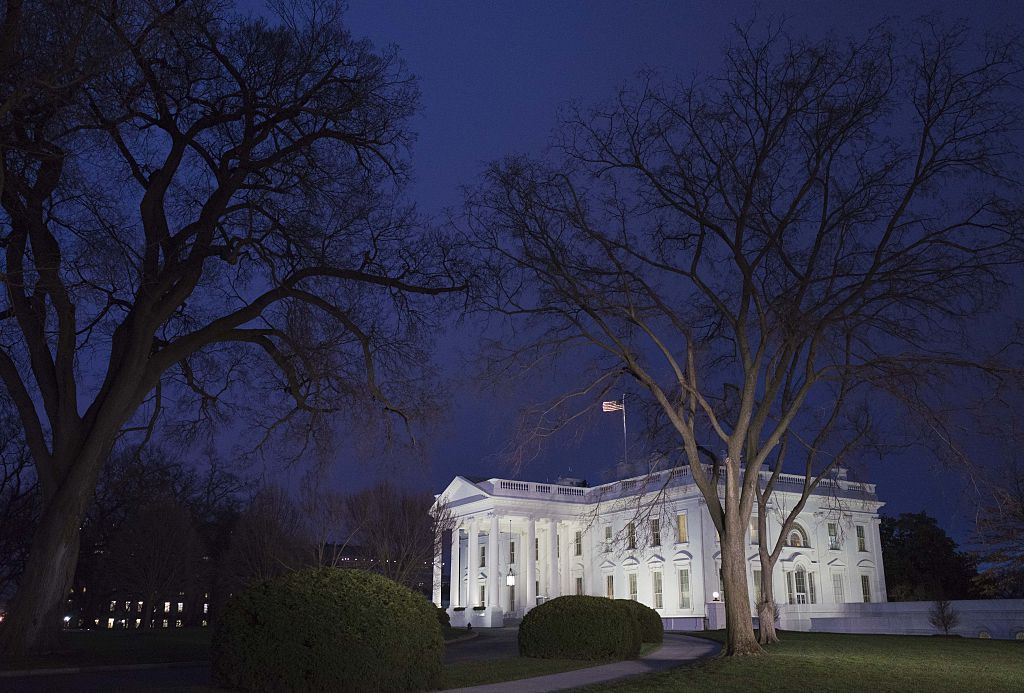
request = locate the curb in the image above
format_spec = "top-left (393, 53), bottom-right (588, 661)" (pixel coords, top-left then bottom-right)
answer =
top-left (0, 659), bottom-right (209, 678)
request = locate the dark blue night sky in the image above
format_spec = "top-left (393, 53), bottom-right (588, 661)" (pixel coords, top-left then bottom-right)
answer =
top-left (237, 1), bottom-right (1024, 544)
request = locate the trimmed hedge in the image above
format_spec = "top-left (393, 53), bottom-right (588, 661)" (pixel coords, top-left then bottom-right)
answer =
top-left (518, 595), bottom-right (641, 660)
top-left (615, 599), bottom-right (664, 643)
top-left (212, 568), bottom-right (443, 692)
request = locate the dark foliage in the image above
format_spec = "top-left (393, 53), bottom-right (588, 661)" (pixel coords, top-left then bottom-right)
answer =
top-left (517, 595), bottom-right (641, 660)
top-left (615, 598), bottom-right (664, 643)
top-left (212, 568), bottom-right (443, 692)
top-left (881, 513), bottom-right (978, 601)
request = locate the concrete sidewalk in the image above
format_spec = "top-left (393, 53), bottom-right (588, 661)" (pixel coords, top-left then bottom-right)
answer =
top-left (445, 632), bottom-right (720, 693)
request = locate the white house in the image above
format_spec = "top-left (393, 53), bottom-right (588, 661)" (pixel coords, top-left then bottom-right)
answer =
top-left (432, 464), bottom-right (886, 629)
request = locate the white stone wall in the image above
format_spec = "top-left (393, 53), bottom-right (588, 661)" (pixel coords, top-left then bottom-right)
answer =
top-left (778, 600), bottom-right (1024, 640)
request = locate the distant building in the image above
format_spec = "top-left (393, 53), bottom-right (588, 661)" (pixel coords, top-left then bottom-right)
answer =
top-left (433, 464), bottom-right (886, 629)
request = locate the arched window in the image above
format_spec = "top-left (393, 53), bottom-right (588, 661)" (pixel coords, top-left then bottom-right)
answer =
top-left (794, 567), bottom-right (808, 604)
top-left (787, 525), bottom-right (810, 548)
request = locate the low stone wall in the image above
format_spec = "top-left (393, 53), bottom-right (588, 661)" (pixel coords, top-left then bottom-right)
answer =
top-left (778, 600), bottom-right (1024, 640)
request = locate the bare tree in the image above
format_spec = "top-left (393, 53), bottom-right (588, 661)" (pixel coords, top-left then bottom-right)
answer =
top-left (0, 404), bottom-right (36, 602)
top-left (226, 486), bottom-right (314, 587)
top-left (0, 0), bottom-right (463, 652)
top-left (342, 481), bottom-right (454, 591)
top-left (929, 599), bottom-right (961, 635)
top-left (468, 21), bottom-right (1023, 655)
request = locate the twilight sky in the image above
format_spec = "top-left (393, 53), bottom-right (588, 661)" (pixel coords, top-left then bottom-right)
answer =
top-left (239, 1), bottom-right (1024, 543)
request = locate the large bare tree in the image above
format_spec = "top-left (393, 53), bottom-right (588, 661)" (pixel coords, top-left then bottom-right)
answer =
top-left (0, 0), bottom-right (462, 652)
top-left (468, 21), bottom-right (1023, 655)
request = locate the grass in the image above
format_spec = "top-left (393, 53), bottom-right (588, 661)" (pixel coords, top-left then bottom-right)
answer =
top-left (440, 639), bottom-right (662, 688)
top-left (0, 628), bottom-right (211, 671)
top-left (569, 630), bottom-right (1024, 693)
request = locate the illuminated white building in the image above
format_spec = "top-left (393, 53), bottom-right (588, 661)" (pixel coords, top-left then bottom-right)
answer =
top-left (432, 465), bottom-right (886, 629)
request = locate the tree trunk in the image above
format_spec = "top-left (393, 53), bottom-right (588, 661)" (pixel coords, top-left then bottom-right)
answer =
top-left (720, 526), bottom-right (764, 656)
top-left (757, 538), bottom-right (780, 645)
top-left (0, 493), bottom-right (83, 654)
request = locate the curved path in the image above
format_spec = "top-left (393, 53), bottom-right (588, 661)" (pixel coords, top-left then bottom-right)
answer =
top-left (445, 632), bottom-right (720, 693)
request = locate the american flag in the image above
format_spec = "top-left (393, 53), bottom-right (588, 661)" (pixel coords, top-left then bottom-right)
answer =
top-left (602, 400), bottom-right (624, 412)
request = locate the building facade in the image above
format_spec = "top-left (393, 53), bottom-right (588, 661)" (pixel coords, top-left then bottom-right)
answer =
top-left (433, 465), bottom-right (886, 629)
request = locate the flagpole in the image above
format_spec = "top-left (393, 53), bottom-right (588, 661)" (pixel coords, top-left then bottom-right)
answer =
top-left (621, 393), bottom-right (627, 469)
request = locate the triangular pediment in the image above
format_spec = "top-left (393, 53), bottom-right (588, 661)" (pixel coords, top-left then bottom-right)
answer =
top-left (434, 476), bottom-right (491, 509)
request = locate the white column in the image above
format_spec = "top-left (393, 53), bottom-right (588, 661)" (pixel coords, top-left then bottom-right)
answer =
top-left (433, 529), bottom-right (446, 606)
top-left (548, 518), bottom-right (560, 598)
top-left (488, 514), bottom-right (500, 608)
top-left (448, 527), bottom-right (460, 607)
top-left (469, 520), bottom-right (479, 606)
top-left (526, 517), bottom-right (537, 610)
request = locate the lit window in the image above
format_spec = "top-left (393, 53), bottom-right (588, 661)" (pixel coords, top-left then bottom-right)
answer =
top-left (124, 601), bottom-right (131, 611)
top-left (856, 525), bottom-right (867, 552)
top-left (109, 601), bottom-right (116, 612)
top-left (606, 574), bottom-right (614, 599)
top-left (134, 618), bottom-right (141, 628)
top-left (175, 619), bottom-right (182, 628)
top-left (794, 568), bottom-right (808, 604)
top-left (164, 602), bottom-right (171, 613)
top-left (575, 576), bottom-right (583, 595)
top-left (833, 573), bottom-right (845, 603)
top-left (653, 571), bottom-right (663, 609)
top-left (861, 575), bottom-right (871, 603)
top-left (136, 601), bottom-right (143, 613)
top-left (202, 620), bottom-right (208, 627)
top-left (627, 523), bottom-right (636, 550)
top-left (203, 603), bottom-right (209, 614)
top-left (753, 569), bottom-right (762, 605)
top-left (177, 602), bottom-right (184, 613)
top-left (107, 618), bottom-right (115, 629)
top-left (651, 519), bottom-right (661, 547)
top-left (162, 619), bottom-right (169, 628)
top-left (677, 513), bottom-right (688, 543)
top-left (750, 519), bottom-right (759, 545)
top-left (788, 530), bottom-right (804, 548)
top-left (628, 573), bottom-right (638, 601)
top-left (828, 523), bottom-right (840, 550)
top-left (678, 569), bottom-right (691, 609)
top-left (479, 585), bottom-right (485, 606)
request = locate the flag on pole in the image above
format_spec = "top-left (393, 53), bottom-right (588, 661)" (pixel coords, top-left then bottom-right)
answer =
top-left (602, 400), bottom-right (624, 412)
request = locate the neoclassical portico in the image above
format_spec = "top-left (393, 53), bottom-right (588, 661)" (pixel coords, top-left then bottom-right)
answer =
top-left (432, 468), bottom-right (887, 629)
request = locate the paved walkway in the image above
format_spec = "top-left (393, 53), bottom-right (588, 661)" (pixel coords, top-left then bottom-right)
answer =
top-left (446, 632), bottom-right (721, 693)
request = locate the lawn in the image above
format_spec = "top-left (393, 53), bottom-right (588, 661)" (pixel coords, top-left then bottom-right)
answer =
top-left (0, 628), bottom-right (212, 671)
top-left (441, 641), bottom-right (661, 689)
top-left (569, 630), bottom-right (1024, 693)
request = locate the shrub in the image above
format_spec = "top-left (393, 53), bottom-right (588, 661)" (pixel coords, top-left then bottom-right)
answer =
top-left (518, 595), bottom-right (641, 660)
top-left (212, 568), bottom-right (443, 692)
top-left (615, 599), bottom-right (664, 643)
top-left (437, 606), bottom-right (451, 629)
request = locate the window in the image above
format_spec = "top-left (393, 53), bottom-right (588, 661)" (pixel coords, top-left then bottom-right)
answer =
top-left (136, 602), bottom-right (143, 613)
top-left (794, 568), bottom-right (808, 604)
top-left (109, 601), bottom-right (116, 612)
top-left (787, 529), bottom-right (804, 547)
top-left (164, 602), bottom-right (171, 613)
top-left (107, 618), bottom-right (115, 629)
top-left (124, 600), bottom-right (131, 611)
top-left (861, 575), bottom-right (871, 603)
top-left (750, 519), bottom-right (760, 545)
top-left (509, 585), bottom-right (516, 611)
top-left (177, 602), bottom-right (184, 613)
top-left (752, 569), bottom-right (762, 606)
top-left (678, 568), bottom-right (691, 609)
top-left (162, 619), bottom-right (168, 628)
top-left (535, 537), bottom-right (539, 561)
top-left (575, 576), bottom-right (584, 595)
top-left (557, 533), bottom-right (560, 558)
top-left (606, 574), bottom-right (615, 599)
top-left (574, 531), bottom-right (582, 557)
top-left (653, 571), bottom-right (663, 608)
top-left (203, 603), bottom-right (209, 614)
top-left (510, 540), bottom-right (516, 565)
top-left (175, 619), bottom-right (182, 628)
top-left (856, 525), bottom-right (867, 552)
top-left (480, 545), bottom-right (486, 568)
top-left (604, 525), bottom-right (612, 552)
top-left (828, 523), bottom-right (840, 550)
top-left (677, 513), bottom-right (688, 543)
top-left (651, 519), bottom-right (661, 547)
top-left (627, 522), bottom-right (636, 550)
top-left (479, 585), bottom-right (486, 606)
top-left (832, 573), bottom-right (845, 603)
top-left (628, 573), bottom-right (638, 601)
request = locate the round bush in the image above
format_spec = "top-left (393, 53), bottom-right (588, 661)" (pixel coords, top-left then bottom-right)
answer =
top-left (518, 595), bottom-right (641, 660)
top-left (615, 599), bottom-right (664, 643)
top-left (212, 568), bottom-right (443, 692)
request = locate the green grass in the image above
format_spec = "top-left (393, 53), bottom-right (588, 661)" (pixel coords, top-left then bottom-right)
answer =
top-left (440, 639), bottom-right (662, 688)
top-left (0, 628), bottom-right (212, 671)
top-left (569, 630), bottom-right (1024, 693)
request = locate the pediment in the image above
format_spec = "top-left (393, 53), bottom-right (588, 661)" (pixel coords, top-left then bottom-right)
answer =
top-left (647, 553), bottom-right (665, 565)
top-left (672, 549), bottom-right (694, 563)
top-left (434, 476), bottom-right (490, 510)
